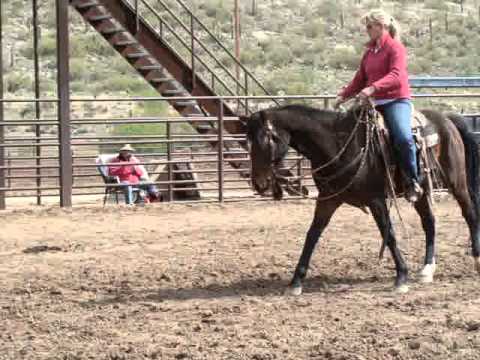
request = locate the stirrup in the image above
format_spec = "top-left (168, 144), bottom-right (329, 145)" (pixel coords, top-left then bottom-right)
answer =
top-left (405, 181), bottom-right (423, 203)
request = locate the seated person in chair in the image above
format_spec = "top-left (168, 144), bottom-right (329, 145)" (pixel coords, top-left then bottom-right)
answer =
top-left (108, 144), bottom-right (161, 204)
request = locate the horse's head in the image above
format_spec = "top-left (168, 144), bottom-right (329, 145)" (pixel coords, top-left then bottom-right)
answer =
top-left (241, 110), bottom-right (290, 199)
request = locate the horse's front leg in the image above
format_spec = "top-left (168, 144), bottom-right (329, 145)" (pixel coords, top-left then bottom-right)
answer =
top-left (414, 194), bottom-right (436, 283)
top-left (286, 200), bottom-right (339, 296)
top-left (369, 198), bottom-right (409, 293)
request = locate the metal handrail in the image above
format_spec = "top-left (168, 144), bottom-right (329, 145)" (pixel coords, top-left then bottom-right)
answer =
top-left (126, 0), bottom-right (279, 111)
top-left (140, 0), bottom-right (245, 94)
top-left (136, 3), bottom-right (237, 99)
top-left (174, 0), bottom-right (278, 102)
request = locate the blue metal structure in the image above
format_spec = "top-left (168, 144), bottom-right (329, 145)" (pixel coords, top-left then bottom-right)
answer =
top-left (410, 76), bottom-right (480, 88)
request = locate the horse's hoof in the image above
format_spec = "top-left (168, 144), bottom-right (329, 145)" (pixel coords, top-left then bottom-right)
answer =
top-left (285, 285), bottom-right (302, 296)
top-left (419, 273), bottom-right (434, 283)
top-left (395, 284), bottom-right (409, 294)
top-left (474, 257), bottom-right (480, 274)
top-left (418, 263), bottom-right (436, 283)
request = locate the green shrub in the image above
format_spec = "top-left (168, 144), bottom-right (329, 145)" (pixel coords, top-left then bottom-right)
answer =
top-left (5, 73), bottom-right (31, 93)
top-left (266, 44), bottom-right (293, 67)
top-left (106, 123), bottom-right (167, 154)
top-left (39, 36), bottom-right (57, 57)
top-left (424, 0), bottom-right (448, 10)
top-left (304, 19), bottom-right (325, 39)
top-left (328, 46), bottom-right (360, 70)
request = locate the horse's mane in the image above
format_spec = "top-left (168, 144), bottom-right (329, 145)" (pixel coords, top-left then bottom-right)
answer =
top-left (267, 103), bottom-right (361, 127)
top-left (272, 104), bottom-right (337, 120)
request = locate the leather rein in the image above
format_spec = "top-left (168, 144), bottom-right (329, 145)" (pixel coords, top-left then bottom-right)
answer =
top-left (266, 104), bottom-right (376, 200)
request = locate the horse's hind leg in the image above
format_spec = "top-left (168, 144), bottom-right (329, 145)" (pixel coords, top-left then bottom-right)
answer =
top-left (369, 198), bottom-right (409, 292)
top-left (414, 195), bottom-right (436, 283)
top-left (449, 185), bottom-right (480, 271)
top-left (286, 200), bottom-right (338, 296)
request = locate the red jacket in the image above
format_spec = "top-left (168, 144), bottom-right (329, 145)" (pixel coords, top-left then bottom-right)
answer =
top-left (108, 155), bottom-right (145, 184)
top-left (339, 32), bottom-right (411, 100)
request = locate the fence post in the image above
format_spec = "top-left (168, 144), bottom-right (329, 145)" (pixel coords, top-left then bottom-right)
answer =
top-left (244, 74), bottom-right (249, 114)
top-left (297, 157), bottom-right (302, 198)
top-left (7, 152), bottom-right (10, 189)
top-left (323, 97), bottom-right (329, 109)
top-left (218, 100), bottom-right (224, 202)
top-left (33, 0), bottom-right (42, 205)
top-left (57, 0), bottom-right (72, 207)
top-left (0, 0), bottom-right (5, 210)
top-left (167, 120), bottom-right (173, 202)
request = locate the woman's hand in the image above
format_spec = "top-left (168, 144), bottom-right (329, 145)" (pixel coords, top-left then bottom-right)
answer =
top-left (333, 96), bottom-right (346, 109)
top-left (358, 86), bottom-right (375, 100)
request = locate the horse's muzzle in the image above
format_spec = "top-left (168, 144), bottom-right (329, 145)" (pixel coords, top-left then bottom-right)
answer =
top-left (253, 176), bottom-right (283, 200)
top-left (253, 177), bottom-right (271, 195)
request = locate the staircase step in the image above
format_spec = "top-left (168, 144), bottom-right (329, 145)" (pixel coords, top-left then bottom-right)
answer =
top-left (175, 101), bottom-right (198, 107)
top-left (126, 52), bottom-right (149, 59)
top-left (88, 14), bottom-right (112, 22)
top-left (138, 65), bottom-right (163, 71)
top-left (74, 0), bottom-right (99, 9)
top-left (102, 27), bottom-right (126, 35)
top-left (150, 77), bottom-right (171, 84)
top-left (195, 124), bottom-right (214, 132)
top-left (115, 39), bottom-right (138, 46)
top-left (164, 89), bottom-right (184, 95)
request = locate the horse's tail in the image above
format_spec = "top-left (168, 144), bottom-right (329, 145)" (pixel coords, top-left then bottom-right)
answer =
top-left (447, 113), bottom-right (480, 214)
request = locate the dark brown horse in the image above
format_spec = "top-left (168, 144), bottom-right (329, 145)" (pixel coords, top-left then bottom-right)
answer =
top-left (242, 104), bottom-right (480, 294)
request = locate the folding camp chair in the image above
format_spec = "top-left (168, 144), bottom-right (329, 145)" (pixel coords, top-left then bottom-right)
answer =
top-left (95, 154), bottom-right (144, 206)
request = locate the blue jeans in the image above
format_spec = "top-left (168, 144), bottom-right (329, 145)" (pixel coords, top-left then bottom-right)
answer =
top-left (376, 99), bottom-right (418, 182)
top-left (120, 181), bottom-right (134, 204)
top-left (121, 182), bottom-right (159, 204)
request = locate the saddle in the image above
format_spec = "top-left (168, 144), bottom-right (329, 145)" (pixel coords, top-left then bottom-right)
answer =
top-left (374, 107), bottom-right (441, 196)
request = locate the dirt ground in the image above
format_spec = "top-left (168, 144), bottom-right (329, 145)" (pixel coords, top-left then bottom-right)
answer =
top-left (1, 198), bottom-right (480, 360)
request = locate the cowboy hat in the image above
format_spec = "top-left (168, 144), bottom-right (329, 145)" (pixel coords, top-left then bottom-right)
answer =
top-left (119, 144), bottom-right (135, 152)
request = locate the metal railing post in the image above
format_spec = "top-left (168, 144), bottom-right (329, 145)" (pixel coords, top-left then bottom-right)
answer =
top-left (244, 74), bottom-right (249, 114)
top-left (297, 157), bottom-right (303, 197)
top-left (324, 97), bottom-right (329, 109)
top-left (0, 0), bottom-right (5, 210)
top-left (190, 14), bottom-right (196, 91)
top-left (218, 100), bottom-right (224, 202)
top-left (135, 0), bottom-right (140, 34)
top-left (167, 120), bottom-right (173, 201)
top-left (33, 0), bottom-right (42, 205)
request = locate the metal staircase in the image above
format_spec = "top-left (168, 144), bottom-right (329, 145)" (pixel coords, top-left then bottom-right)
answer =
top-left (70, 0), bottom-right (277, 143)
top-left (70, 0), bottom-right (306, 196)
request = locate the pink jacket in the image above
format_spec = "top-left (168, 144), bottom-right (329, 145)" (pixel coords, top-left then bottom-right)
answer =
top-left (108, 155), bottom-right (145, 184)
top-left (339, 32), bottom-right (411, 100)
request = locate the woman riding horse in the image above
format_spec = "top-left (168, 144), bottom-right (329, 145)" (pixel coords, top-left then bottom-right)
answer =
top-left (335, 9), bottom-right (423, 203)
top-left (242, 8), bottom-right (480, 295)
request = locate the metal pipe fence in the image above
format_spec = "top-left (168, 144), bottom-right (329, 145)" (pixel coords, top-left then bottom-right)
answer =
top-left (0, 94), bottom-right (479, 209)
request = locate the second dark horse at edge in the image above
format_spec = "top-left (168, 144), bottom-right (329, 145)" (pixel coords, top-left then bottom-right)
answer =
top-left (242, 104), bottom-right (480, 295)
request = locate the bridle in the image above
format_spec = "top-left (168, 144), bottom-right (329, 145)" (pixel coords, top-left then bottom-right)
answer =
top-left (261, 102), bottom-right (377, 200)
